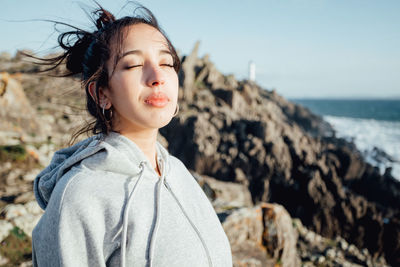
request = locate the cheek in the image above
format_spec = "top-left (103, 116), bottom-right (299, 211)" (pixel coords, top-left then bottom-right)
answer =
top-left (110, 75), bottom-right (138, 98)
top-left (170, 74), bottom-right (179, 99)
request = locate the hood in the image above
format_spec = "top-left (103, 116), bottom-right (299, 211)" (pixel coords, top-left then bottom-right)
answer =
top-left (34, 132), bottom-right (170, 210)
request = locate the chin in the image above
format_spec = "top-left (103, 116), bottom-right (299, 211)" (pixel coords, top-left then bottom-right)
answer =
top-left (155, 117), bottom-right (174, 129)
top-left (143, 112), bottom-right (173, 129)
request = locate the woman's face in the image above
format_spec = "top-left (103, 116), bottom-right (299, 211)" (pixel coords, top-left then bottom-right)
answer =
top-left (104, 23), bottom-right (179, 133)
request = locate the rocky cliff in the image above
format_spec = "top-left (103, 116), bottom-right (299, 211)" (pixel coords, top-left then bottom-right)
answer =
top-left (0, 47), bottom-right (398, 266)
top-left (163, 42), bottom-right (400, 266)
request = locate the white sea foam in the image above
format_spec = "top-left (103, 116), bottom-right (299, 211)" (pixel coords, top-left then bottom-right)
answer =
top-left (323, 115), bottom-right (400, 180)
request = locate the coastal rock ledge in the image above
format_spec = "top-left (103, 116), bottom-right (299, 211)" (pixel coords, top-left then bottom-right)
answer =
top-left (161, 43), bottom-right (400, 266)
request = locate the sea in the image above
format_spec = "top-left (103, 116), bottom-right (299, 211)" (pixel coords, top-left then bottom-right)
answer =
top-left (291, 99), bottom-right (400, 181)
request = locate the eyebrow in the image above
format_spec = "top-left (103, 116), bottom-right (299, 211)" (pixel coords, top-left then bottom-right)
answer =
top-left (121, 49), bottom-right (172, 58)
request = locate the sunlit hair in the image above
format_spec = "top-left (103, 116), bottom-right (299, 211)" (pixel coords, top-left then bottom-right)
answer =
top-left (27, 2), bottom-right (180, 144)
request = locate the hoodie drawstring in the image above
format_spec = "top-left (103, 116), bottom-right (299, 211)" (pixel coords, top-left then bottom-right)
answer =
top-left (120, 161), bottom-right (146, 267)
top-left (120, 158), bottom-right (166, 267)
top-left (148, 157), bottom-right (166, 267)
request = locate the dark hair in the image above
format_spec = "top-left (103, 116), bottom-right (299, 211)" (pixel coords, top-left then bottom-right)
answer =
top-left (28, 2), bottom-right (180, 144)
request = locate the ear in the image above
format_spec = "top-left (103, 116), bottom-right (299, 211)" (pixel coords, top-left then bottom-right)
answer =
top-left (88, 81), bottom-right (112, 109)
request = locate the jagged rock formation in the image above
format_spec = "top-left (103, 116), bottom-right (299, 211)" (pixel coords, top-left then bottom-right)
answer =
top-left (294, 218), bottom-right (389, 267)
top-left (200, 174), bottom-right (389, 267)
top-left (160, 44), bottom-right (400, 266)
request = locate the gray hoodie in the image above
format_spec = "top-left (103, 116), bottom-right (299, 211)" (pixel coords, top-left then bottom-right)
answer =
top-left (32, 132), bottom-right (232, 267)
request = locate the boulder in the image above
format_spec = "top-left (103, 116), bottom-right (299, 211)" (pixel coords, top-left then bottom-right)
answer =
top-left (0, 72), bottom-right (44, 139)
top-left (3, 204), bottom-right (28, 220)
top-left (0, 220), bottom-right (13, 242)
top-left (11, 214), bottom-right (41, 238)
top-left (222, 203), bottom-right (300, 267)
top-left (193, 173), bottom-right (253, 213)
top-left (261, 203), bottom-right (301, 267)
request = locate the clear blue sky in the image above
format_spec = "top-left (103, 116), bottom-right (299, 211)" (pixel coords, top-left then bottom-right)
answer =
top-left (1, 0), bottom-right (399, 99)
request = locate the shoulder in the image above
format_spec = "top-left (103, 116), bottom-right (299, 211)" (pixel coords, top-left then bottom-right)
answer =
top-left (51, 166), bottom-right (122, 214)
top-left (35, 166), bottom-right (125, 236)
top-left (48, 166), bottom-right (97, 210)
top-left (34, 167), bottom-right (99, 230)
top-left (168, 155), bottom-right (186, 169)
top-left (166, 155), bottom-right (204, 188)
top-left (168, 155), bottom-right (195, 177)
top-left (64, 166), bottom-right (124, 199)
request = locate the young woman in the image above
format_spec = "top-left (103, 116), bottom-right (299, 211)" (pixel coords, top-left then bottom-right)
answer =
top-left (32, 4), bottom-right (232, 267)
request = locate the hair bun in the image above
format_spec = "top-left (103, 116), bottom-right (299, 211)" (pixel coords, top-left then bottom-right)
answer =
top-left (94, 8), bottom-right (116, 30)
top-left (59, 32), bottom-right (94, 75)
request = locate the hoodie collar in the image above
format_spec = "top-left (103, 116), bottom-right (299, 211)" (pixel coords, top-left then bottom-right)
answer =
top-left (34, 132), bottom-right (170, 210)
top-left (102, 132), bottom-right (170, 176)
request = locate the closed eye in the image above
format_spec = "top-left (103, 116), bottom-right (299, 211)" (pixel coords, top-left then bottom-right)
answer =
top-left (161, 64), bottom-right (174, 67)
top-left (125, 65), bottom-right (142, 69)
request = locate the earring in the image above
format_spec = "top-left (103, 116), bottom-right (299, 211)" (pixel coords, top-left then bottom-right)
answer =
top-left (173, 104), bottom-right (179, 117)
top-left (101, 103), bottom-right (113, 121)
top-left (102, 103), bottom-right (107, 116)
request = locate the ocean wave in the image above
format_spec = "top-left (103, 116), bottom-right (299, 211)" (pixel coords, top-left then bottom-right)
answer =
top-left (323, 115), bottom-right (400, 180)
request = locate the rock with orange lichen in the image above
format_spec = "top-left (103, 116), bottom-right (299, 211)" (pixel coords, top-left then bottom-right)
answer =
top-left (222, 203), bottom-right (300, 267)
top-left (0, 72), bottom-right (9, 96)
top-left (0, 72), bottom-right (44, 142)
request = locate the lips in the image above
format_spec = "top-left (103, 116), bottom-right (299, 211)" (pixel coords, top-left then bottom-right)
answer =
top-left (144, 92), bottom-right (169, 108)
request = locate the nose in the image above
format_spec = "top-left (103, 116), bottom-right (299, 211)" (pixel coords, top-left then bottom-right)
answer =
top-left (145, 62), bottom-right (165, 87)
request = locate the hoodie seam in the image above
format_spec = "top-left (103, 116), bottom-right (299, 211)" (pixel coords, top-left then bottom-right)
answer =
top-left (56, 168), bottom-right (83, 266)
top-left (56, 166), bottom-right (108, 265)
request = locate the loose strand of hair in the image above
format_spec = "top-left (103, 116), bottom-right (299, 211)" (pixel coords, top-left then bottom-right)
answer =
top-left (69, 120), bottom-right (96, 146)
